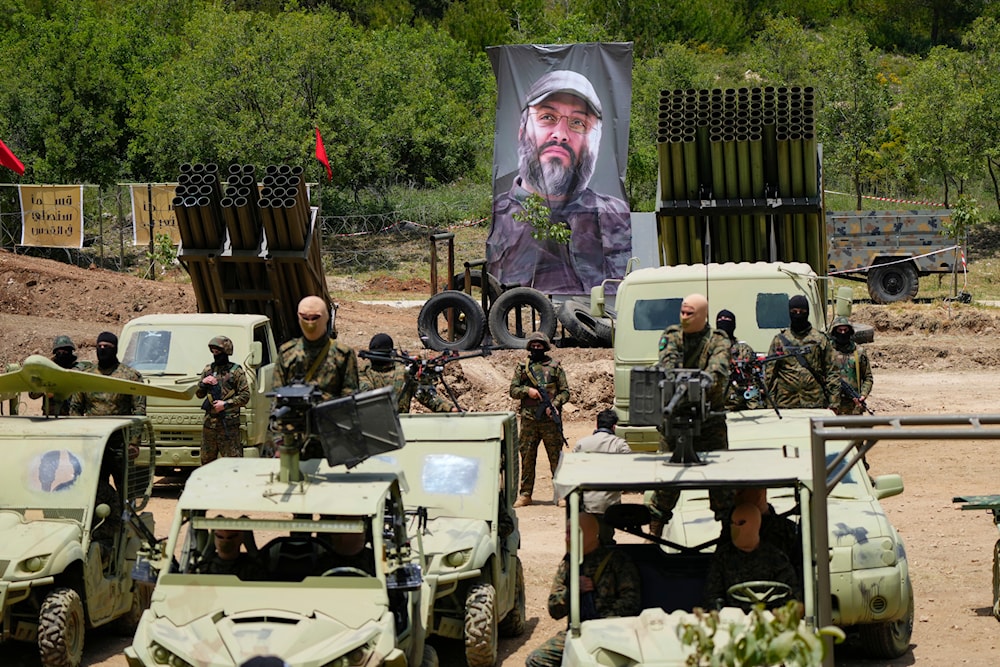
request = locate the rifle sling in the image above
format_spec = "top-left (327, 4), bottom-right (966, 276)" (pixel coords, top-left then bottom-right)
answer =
top-left (304, 339), bottom-right (332, 383)
top-left (778, 333), bottom-right (829, 401)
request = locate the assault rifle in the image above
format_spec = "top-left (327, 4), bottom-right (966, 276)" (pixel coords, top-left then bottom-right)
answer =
top-left (526, 364), bottom-right (569, 448)
top-left (358, 345), bottom-right (493, 412)
top-left (840, 379), bottom-right (875, 415)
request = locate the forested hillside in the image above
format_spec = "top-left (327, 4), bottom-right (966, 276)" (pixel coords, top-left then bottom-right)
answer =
top-left (1, 0), bottom-right (999, 219)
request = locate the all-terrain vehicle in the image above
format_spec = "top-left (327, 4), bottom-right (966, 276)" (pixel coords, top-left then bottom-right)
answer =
top-left (0, 355), bottom-right (194, 667)
top-left (362, 412), bottom-right (526, 666)
top-left (125, 385), bottom-right (438, 667)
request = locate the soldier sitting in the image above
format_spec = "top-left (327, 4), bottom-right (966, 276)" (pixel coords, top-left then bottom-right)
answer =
top-left (197, 528), bottom-right (266, 581)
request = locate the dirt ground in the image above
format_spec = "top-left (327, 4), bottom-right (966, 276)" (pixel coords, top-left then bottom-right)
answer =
top-left (3, 249), bottom-right (1000, 666)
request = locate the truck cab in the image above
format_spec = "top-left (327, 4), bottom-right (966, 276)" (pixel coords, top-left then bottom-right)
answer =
top-left (119, 314), bottom-right (278, 471)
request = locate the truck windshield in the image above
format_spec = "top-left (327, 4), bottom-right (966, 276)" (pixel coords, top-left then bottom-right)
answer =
top-left (122, 327), bottom-right (239, 374)
top-left (632, 293), bottom-right (795, 332)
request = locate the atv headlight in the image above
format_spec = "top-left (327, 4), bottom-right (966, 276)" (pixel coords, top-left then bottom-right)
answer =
top-left (445, 549), bottom-right (472, 568)
top-left (20, 555), bottom-right (48, 573)
top-left (593, 648), bottom-right (638, 666)
top-left (150, 642), bottom-right (193, 667)
top-left (324, 641), bottom-right (373, 667)
top-left (853, 538), bottom-right (896, 569)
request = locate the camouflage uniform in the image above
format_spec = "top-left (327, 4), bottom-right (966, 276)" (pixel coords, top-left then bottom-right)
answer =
top-left (488, 179), bottom-right (632, 294)
top-left (69, 362), bottom-right (146, 417)
top-left (30, 360), bottom-right (92, 416)
top-left (765, 327), bottom-right (839, 409)
top-left (526, 547), bottom-right (641, 667)
top-left (196, 552), bottom-right (267, 581)
top-left (357, 363), bottom-right (451, 413)
top-left (651, 325), bottom-right (731, 523)
top-left (275, 336), bottom-right (359, 401)
top-left (725, 340), bottom-right (758, 411)
top-left (704, 541), bottom-right (799, 611)
top-left (510, 356), bottom-right (570, 498)
top-left (195, 360), bottom-right (251, 464)
top-left (832, 333), bottom-right (873, 416)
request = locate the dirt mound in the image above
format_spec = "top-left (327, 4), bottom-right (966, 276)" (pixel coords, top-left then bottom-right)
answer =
top-left (854, 302), bottom-right (1000, 334)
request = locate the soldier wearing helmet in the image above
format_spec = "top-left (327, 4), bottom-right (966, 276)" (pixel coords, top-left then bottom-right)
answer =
top-left (487, 69), bottom-right (632, 294)
top-left (195, 335), bottom-right (251, 464)
top-left (29, 334), bottom-right (91, 416)
top-left (509, 331), bottom-right (570, 507)
top-left (829, 316), bottom-right (873, 415)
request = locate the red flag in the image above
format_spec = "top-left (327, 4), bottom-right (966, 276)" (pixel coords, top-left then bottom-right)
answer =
top-left (314, 127), bottom-right (332, 182)
top-left (0, 138), bottom-right (25, 176)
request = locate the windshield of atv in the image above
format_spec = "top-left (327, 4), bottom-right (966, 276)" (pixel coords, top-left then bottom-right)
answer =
top-left (122, 326), bottom-right (243, 374)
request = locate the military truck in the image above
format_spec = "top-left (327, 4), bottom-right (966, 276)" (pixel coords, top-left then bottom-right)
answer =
top-left (362, 412), bottom-right (526, 667)
top-left (125, 386), bottom-right (439, 667)
top-left (590, 261), bottom-right (827, 450)
top-left (0, 356), bottom-right (193, 667)
top-left (118, 313), bottom-right (279, 472)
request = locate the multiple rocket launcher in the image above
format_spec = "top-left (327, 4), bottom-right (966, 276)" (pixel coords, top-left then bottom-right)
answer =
top-left (171, 163), bottom-right (330, 344)
top-left (656, 86), bottom-right (826, 275)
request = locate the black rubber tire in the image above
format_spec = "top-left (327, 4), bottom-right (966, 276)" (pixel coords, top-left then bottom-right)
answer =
top-left (38, 587), bottom-right (85, 667)
top-left (420, 643), bottom-right (439, 667)
top-left (418, 291), bottom-right (486, 351)
top-left (444, 270), bottom-right (501, 311)
top-left (557, 301), bottom-right (613, 348)
top-left (498, 557), bottom-right (526, 637)
top-left (852, 322), bottom-right (875, 345)
top-left (487, 287), bottom-right (557, 350)
top-left (464, 582), bottom-right (498, 667)
top-left (858, 585), bottom-right (914, 659)
top-left (112, 582), bottom-right (152, 635)
top-left (867, 263), bottom-right (919, 303)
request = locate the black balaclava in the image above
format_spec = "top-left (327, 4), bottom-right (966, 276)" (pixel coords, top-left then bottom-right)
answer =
top-left (96, 331), bottom-right (119, 369)
top-left (212, 352), bottom-right (229, 366)
top-left (368, 333), bottom-right (395, 371)
top-left (832, 328), bottom-right (854, 350)
top-left (716, 309), bottom-right (736, 341)
top-left (53, 348), bottom-right (77, 369)
top-left (529, 348), bottom-right (546, 362)
top-left (788, 295), bottom-right (811, 335)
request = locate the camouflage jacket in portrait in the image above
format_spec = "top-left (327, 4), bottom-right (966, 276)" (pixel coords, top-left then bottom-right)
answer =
top-left (833, 342), bottom-right (873, 413)
top-left (657, 325), bottom-right (731, 415)
top-left (704, 540), bottom-right (800, 611)
top-left (725, 339), bottom-right (758, 411)
top-left (357, 362), bottom-right (451, 413)
top-left (765, 326), bottom-right (839, 410)
top-left (547, 546), bottom-right (641, 621)
top-left (275, 336), bottom-right (359, 402)
top-left (69, 362), bottom-right (146, 416)
top-left (195, 361), bottom-right (251, 424)
top-left (509, 356), bottom-right (570, 422)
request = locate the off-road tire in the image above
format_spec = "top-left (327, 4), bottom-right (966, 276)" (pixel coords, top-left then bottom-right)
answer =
top-left (38, 587), bottom-right (85, 667)
top-left (852, 322), bottom-right (875, 345)
top-left (858, 585), bottom-right (914, 658)
top-left (498, 558), bottom-right (526, 637)
top-left (418, 291), bottom-right (486, 351)
top-left (487, 287), bottom-right (557, 349)
top-left (867, 263), bottom-right (919, 303)
top-left (557, 300), bottom-right (612, 347)
top-left (111, 582), bottom-right (152, 635)
top-left (464, 583), bottom-right (498, 667)
top-left (444, 270), bottom-right (502, 311)
top-left (420, 643), bottom-right (439, 667)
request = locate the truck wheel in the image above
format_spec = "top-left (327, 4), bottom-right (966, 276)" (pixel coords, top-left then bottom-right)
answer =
top-left (418, 291), bottom-right (486, 351)
top-left (420, 643), bottom-right (439, 667)
top-left (858, 586), bottom-right (914, 659)
top-left (38, 587), bottom-right (85, 667)
top-left (444, 270), bottom-right (501, 310)
top-left (487, 287), bottom-right (557, 349)
top-left (867, 263), bottom-right (919, 303)
top-left (557, 301), bottom-right (612, 347)
top-left (498, 558), bottom-right (526, 637)
top-left (464, 583), bottom-right (498, 667)
top-left (111, 582), bottom-right (152, 635)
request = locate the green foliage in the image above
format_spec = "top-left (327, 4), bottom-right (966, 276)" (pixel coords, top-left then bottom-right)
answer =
top-left (513, 192), bottom-right (571, 244)
top-left (947, 194), bottom-right (981, 240)
top-left (145, 232), bottom-right (178, 278)
top-left (678, 601), bottom-right (845, 666)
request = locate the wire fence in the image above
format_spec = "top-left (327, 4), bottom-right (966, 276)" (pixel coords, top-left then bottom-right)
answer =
top-left (0, 184), bottom-right (488, 277)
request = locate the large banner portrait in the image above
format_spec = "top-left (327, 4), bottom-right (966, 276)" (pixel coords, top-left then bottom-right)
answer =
top-left (130, 184), bottom-right (181, 246)
top-left (486, 43), bottom-right (633, 295)
top-left (19, 185), bottom-right (85, 248)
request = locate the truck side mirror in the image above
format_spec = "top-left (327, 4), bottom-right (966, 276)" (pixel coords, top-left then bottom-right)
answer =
top-left (590, 285), bottom-right (605, 317)
top-left (246, 341), bottom-right (262, 368)
top-left (834, 286), bottom-right (853, 318)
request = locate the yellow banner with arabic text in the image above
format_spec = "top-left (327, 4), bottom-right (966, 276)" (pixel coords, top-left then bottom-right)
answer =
top-left (130, 184), bottom-right (181, 246)
top-left (18, 185), bottom-right (85, 248)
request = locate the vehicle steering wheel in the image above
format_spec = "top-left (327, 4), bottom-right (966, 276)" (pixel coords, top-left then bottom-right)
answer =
top-left (727, 580), bottom-right (793, 606)
top-left (321, 566), bottom-right (372, 578)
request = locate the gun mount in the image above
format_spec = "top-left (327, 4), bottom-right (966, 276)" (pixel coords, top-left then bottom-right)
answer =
top-left (267, 384), bottom-right (404, 483)
top-left (630, 367), bottom-right (722, 465)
